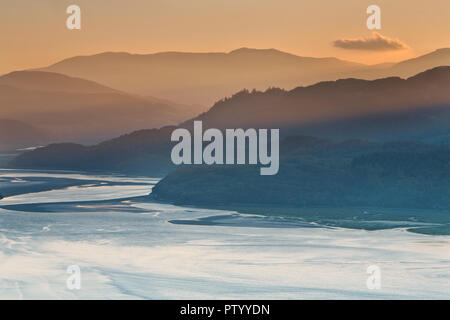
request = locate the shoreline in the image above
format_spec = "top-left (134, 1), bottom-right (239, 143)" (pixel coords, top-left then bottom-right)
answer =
top-left (1, 169), bottom-right (448, 236)
top-left (148, 195), bottom-right (450, 235)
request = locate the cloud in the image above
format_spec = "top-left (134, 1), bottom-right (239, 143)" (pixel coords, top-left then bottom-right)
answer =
top-left (333, 32), bottom-right (408, 51)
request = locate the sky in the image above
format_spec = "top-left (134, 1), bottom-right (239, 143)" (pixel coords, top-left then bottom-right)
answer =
top-left (1, 0), bottom-right (449, 74)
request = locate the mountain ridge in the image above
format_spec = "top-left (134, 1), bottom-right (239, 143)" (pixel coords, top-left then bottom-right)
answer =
top-left (37, 47), bottom-right (370, 106)
top-left (0, 71), bottom-right (119, 94)
top-left (185, 66), bottom-right (450, 138)
top-left (10, 66), bottom-right (450, 175)
top-left (38, 47), bottom-right (450, 105)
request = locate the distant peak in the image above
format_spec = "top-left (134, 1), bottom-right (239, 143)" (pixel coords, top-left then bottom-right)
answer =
top-left (95, 51), bottom-right (132, 56)
top-left (228, 47), bottom-right (284, 55)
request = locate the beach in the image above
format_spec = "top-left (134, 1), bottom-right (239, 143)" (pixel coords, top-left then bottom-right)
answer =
top-left (0, 169), bottom-right (449, 299)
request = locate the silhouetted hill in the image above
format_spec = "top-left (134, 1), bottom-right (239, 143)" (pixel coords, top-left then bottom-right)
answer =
top-left (0, 71), bottom-right (202, 148)
top-left (39, 47), bottom-right (450, 106)
top-left (150, 136), bottom-right (450, 213)
top-left (185, 66), bottom-right (450, 142)
top-left (11, 126), bottom-right (177, 176)
top-left (11, 67), bottom-right (450, 175)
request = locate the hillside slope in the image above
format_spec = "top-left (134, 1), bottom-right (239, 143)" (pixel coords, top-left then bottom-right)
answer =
top-left (0, 119), bottom-right (47, 150)
top-left (0, 71), bottom-right (199, 147)
top-left (186, 66), bottom-right (450, 141)
top-left (11, 67), bottom-right (450, 175)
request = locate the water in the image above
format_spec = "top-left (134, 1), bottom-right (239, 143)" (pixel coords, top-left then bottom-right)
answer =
top-left (0, 169), bottom-right (449, 299)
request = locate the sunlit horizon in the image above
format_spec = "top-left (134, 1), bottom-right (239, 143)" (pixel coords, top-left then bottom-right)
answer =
top-left (1, 0), bottom-right (449, 74)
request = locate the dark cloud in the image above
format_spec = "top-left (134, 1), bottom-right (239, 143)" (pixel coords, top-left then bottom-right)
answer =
top-left (333, 32), bottom-right (408, 51)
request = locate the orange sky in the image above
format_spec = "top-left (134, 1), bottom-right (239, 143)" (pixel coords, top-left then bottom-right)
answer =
top-left (1, 0), bottom-right (449, 74)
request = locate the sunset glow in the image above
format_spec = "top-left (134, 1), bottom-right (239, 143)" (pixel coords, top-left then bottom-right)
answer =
top-left (1, 0), bottom-right (449, 74)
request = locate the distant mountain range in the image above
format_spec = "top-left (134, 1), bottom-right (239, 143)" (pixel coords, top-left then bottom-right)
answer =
top-left (39, 47), bottom-right (450, 106)
top-left (11, 66), bottom-right (450, 175)
top-left (3, 47), bottom-right (449, 150)
top-left (0, 71), bottom-right (202, 150)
